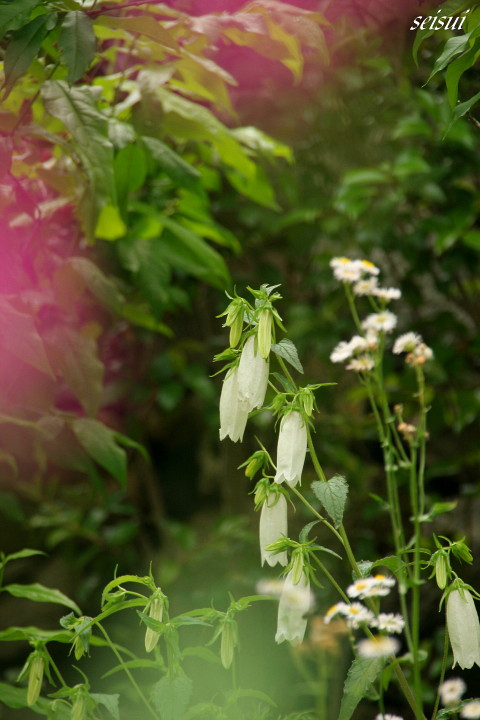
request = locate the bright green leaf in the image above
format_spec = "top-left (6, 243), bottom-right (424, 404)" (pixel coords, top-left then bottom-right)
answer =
top-left (2, 583), bottom-right (81, 614)
top-left (95, 204), bottom-right (127, 240)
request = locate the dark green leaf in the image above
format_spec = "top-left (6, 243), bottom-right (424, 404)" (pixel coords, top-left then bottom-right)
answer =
top-left (151, 675), bottom-right (193, 720)
top-left (338, 656), bottom-right (385, 720)
top-left (0, 297), bottom-right (53, 376)
top-left (114, 142), bottom-right (147, 202)
top-left (3, 548), bottom-right (46, 564)
top-left (311, 475), bottom-right (348, 528)
top-left (142, 136), bottom-right (201, 192)
top-left (4, 13), bottom-right (57, 92)
top-left (0, 0), bottom-right (41, 40)
top-left (0, 626), bottom-right (71, 642)
top-left (58, 11), bottom-right (96, 84)
top-left (271, 339), bottom-right (304, 374)
top-left (56, 257), bottom-right (124, 313)
top-left (445, 41), bottom-right (480, 107)
top-left (444, 90), bottom-right (480, 135)
top-left (72, 418), bottom-right (127, 487)
top-left (2, 583), bottom-right (81, 614)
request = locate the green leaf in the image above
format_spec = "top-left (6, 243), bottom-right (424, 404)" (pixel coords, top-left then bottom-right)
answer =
top-left (0, 626), bottom-right (71, 643)
top-left (142, 136), bottom-right (201, 192)
top-left (72, 418), bottom-right (127, 487)
top-left (338, 656), bottom-right (385, 720)
top-left (2, 583), bottom-right (81, 614)
top-left (0, 297), bottom-right (53, 376)
top-left (299, 520), bottom-right (320, 544)
top-left (445, 41), bottom-right (480, 107)
top-left (95, 204), bottom-right (127, 240)
top-left (271, 339), bottom-right (304, 374)
top-left (56, 257), bottom-right (124, 313)
top-left (311, 475), bottom-right (349, 529)
top-left (444, 90), bottom-right (480, 135)
top-left (160, 217), bottom-right (230, 290)
top-left (58, 11), bottom-right (96, 84)
top-left (3, 549), bottom-right (46, 564)
top-left (0, 0), bottom-right (41, 40)
top-left (114, 142), bottom-right (147, 203)
top-left (44, 326), bottom-right (104, 417)
top-left (426, 32), bottom-right (473, 84)
top-left (151, 675), bottom-right (193, 720)
top-left (90, 693), bottom-right (120, 720)
top-left (4, 13), bottom-right (57, 92)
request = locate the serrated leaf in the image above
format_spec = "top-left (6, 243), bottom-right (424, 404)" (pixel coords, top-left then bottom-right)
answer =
top-left (151, 675), bottom-right (193, 720)
top-left (338, 656), bottom-right (385, 720)
top-left (72, 418), bottom-right (127, 487)
top-left (58, 11), bottom-right (96, 83)
top-left (271, 339), bottom-right (303, 374)
top-left (4, 13), bottom-right (57, 92)
top-left (311, 475), bottom-right (348, 528)
top-left (2, 583), bottom-right (81, 614)
top-left (0, 297), bottom-right (53, 376)
top-left (90, 693), bottom-right (119, 720)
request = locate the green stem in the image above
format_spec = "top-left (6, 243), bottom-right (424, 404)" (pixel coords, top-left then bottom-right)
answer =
top-left (431, 629), bottom-right (449, 720)
top-left (410, 445), bottom-right (423, 718)
top-left (311, 555), bottom-right (350, 603)
top-left (344, 284), bottom-right (363, 333)
top-left (95, 622), bottom-right (158, 720)
top-left (291, 486), bottom-right (343, 545)
top-left (44, 647), bottom-right (67, 687)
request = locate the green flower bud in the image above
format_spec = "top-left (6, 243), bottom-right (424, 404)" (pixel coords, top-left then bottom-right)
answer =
top-left (27, 654), bottom-right (44, 706)
top-left (290, 550), bottom-right (305, 586)
top-left (223, 300), bottom-right (245, 348)
top-left (71, 693), bottom-right (87, 720)
top-left (452, 541), bottom-right (473, 564)
top-left (435, 553), bottom-right (448, 590)
top-left (220, 621), bottom-right (236, 669)
top-left (253, 478), bottom-right (270, 508)
top-left (244, 450), bottom-right (267, 479)
top-left (257, 309), bottom-right (272, 359)
top-left (145, 595), bottom-right (165, 653)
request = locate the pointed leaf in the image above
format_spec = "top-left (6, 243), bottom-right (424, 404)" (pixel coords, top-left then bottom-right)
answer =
top-left (142, 136), bottom-right (201, 191)
top-left (271, 339), bottom-right (304, 374)
top-left (0, 0), bottom-right (41, 40)
top-left (338, 656), bottom-right (385, 720)
top-left (58, 11), bottom-right (96, 83)
top-left (0, 298), bottom-right (53, 376)
top-left (3, 583), bottom-right (81, 614)
top-left (4, 13), bottom-right (57, 91)
top-left (311, 475), bottom-right (348, 529)
top-left (90, 694), bottom-right (119, 720)
top-left (72, 418), bottom-right (127, 487)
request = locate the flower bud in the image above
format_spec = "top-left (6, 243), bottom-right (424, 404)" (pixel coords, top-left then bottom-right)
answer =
top-left (71, 693), bottom-right (87, 720)
top-left (27, 654), bottom-right (44, 706)
top-left (145, 596), bottom-right (165, 653)
top-left (435, 553), bottom-right (448, 590)
top-left (244, 450), bottom-right (267, 479)
top-left (257, 309), bottom-right (272, 359)
top-left (220, 621), bottom-right (236, 669)
top-left (290, 549), bottom-right (305, 586)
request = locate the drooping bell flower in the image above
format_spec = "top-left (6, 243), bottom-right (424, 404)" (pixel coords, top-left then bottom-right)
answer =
top-left (219, 366), bottom-right (249, 442)
top-left (274, 411), bottom-right (308, 487)
top-left (275, 569), bottom-right (313, 645)
top-left (259, 492), bottom-right (288, 567)
top-left (237, 336), bottom-right (269, 412)
top-left (446, 588), bottom-right (480, 669)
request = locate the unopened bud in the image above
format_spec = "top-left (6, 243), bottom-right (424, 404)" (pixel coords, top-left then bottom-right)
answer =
top-left (291, 550), bottom-right (305, 586)
top-left (244, 451), bottom-right (267, 479)
top-left (435, 553), bottom-right (448, 589)
top-left (71, 693), bottom-right (87, 720)
top-left (224, 301), bottom-right (244, 348)
top-left (253, 478), bottom-right (270, 508)
top-left (27, 655), bottom-right (44, 706)
top-left (145, 596), bottom-right (165, 653)
top-left (220, 621), bottom-right (236, 669)
top-left (257, 309), bottom-right (272, 359)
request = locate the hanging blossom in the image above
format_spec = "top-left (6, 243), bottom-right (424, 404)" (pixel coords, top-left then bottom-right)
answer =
top-left (446, 588), bottom-right (480, 669)
top-left (347, 574), bottom-right (396, 599)
top-left (274, 411), bottom-right (308, 487)
top-left (362, 311), bottom-right (397, 334)
top-left (357, 635), bottom-right (400, 658)
top-left (259, 492), bottom-right (288, 567)
top-left (219, 367), bottom-right (249, 442)
top-left (275, 569), bottom-right (314, 645)
top-left (237, 335), bottom-right (269, 412)
top-left (439, 677), bottom-right (467, 707)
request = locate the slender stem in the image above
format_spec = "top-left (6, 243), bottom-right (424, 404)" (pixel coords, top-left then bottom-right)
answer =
top-left (311, 555), bottom-right (350, 603)
top-left (394, 665), bottom-right (427, 720)
top-left (431, 629), bottom-right (449, 720)
top-left (409, 445), bottom-right (423, 718)
top-left (344, 285), bottom-right (363, 333)
top-left (44, 647), bottom-right (67, 687)
top-left (307, 429), bottom-right (327, 483)
top-left (95, 622), bottom-right (158, 720)
top-left (291, 486), bottom-right (343, 545)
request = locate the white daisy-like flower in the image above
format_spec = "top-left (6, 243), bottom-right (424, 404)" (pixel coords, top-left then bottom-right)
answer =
top-left (347, 575), bottom-right (395, 599)
top-left (343, 602), bottom-right (375, 629)
top-left (357, 259), bottom-right (380, 276)
top-left (346, 355), bottom-right (375, 372)
top-left (357, 635), bottom-right (400, 658)
top-left (324, 602), bottom-right (350, 624)
top-left (393, 332), bottom-right (422, 354)
top-left (371, 613), bottom-right (405, 634)
top-left (332, 260), bottom-right (363, 283)
top-left (349, 335), bottom-right (370, 353)
top-left (362, 311), bottom-right (397, 333)
top-left (330, 341), bottom-right (354, 363)
top-left (375, 714), bottom-right (403, 720)
top-left (353, 277), bottom-right (378, 296)
top-left (330, 256), bottom-right (352, 269)
top-left (461, 701), bottom-right (480, 719)
top-left (373, 287), bottom-right (401, 301)
top-left (439, 677), bottom-right (467, 707)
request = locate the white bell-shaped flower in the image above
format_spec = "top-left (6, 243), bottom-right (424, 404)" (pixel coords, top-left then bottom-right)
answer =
top-left (274, 411), bottom-right (308, 487)
top-left (237, 336), bottom-right (269, 412)
top-left (219, 367), bottom-right (249, 442)
top-left (260, 492), bottom-right (288, 567)
top-left (447, 588), bottom-right (480, 669)
top-left (275, 569), bottom-right (313, 645)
